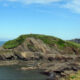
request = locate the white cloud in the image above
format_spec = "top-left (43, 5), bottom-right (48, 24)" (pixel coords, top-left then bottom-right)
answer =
top-left (0, 0), bottom-right (80, 13)
top-left (63, 0), bottom-right (80, 13)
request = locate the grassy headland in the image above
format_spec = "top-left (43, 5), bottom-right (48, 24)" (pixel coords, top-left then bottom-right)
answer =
top-left (3, 34), bottom-right (80, 49)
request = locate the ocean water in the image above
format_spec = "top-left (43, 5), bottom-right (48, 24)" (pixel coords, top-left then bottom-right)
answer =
top-left (0, 66), bottom-right (47, 80)
top-left (0, 41), bottom-right (5, 46)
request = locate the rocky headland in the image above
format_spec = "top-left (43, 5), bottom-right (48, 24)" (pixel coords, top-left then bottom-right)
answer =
top-left (0, 34), bottom-right (80, 80)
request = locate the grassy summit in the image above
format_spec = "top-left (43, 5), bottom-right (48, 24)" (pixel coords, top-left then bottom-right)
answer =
top-left (3, 34), bottom-right (80, 49)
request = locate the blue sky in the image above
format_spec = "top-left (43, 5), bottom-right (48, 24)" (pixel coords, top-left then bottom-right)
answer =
top-left (0, 0), bottom-right (80, 41)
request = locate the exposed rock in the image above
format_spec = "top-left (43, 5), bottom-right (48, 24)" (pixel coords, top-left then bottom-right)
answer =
top-left (21, 67), bottom-right (37, 70)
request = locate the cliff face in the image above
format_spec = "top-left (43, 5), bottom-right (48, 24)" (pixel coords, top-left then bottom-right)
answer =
top-left (0, 34), bottom-right (80, 80)
top-left (0, 37), bottom-right (58, 60)
top-left (0, 36), bottom-right (80, 61)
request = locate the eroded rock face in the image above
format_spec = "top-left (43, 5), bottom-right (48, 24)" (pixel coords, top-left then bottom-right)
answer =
top-left (0, 37), bottom-right (79, 61)
top-left (0, 49), bottom-right (16, 60)
top-left (41, 61), bottom-right (80, 80)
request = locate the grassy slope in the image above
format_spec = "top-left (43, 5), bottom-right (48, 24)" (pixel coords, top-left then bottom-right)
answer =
top-left (62, 71), bottom-right (80, 80)
top-left (69, 71), bottom-right (80, 80)
top-left (3, 34), bottom-right (80, 49)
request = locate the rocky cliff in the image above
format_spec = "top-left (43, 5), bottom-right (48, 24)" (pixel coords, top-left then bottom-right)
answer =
top-left (0, 34), bottom-right (80, 80)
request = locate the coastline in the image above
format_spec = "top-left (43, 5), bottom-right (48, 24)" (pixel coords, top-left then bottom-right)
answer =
top-left (0, 60), bottom-right (80, 80)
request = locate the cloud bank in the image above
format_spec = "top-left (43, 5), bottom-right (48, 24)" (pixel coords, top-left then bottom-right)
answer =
top-left (0, 0), bottom-right (80, 13)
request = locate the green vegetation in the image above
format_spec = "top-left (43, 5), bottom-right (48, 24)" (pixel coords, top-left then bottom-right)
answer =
top-left (63, 71), bottom-right (80, 80)
top-left (66, 41), bottom-right (80, 48)
top-left (3, 34), bottom-right (80, 49)
top-left (69, 71), bottom-right (80, 80)
top-left (3, 35), bottom-right (27, 49)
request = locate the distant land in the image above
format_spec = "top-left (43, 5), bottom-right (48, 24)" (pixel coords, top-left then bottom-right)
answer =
top-left (70, 39), bottom-right (80, 44)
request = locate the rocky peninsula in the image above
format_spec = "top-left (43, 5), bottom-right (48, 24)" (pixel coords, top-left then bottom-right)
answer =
top-left (0, 34), bottom-right (80, 80)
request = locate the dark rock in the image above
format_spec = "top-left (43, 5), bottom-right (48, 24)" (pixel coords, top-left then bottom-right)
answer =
top-left (48, 57), bottom-right (54, 61)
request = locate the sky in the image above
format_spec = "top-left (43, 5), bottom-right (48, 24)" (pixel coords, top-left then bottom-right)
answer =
top-left (0, 0), bottom-right (80, 41)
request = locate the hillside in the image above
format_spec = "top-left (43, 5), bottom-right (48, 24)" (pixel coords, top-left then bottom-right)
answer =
top-left (3, 34), bottom-right (80, 49)
top-left (0, 34), bottom-right (80, 80)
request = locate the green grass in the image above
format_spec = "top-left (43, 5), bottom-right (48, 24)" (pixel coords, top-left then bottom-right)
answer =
top-left (3, 34), bottom-right (80, 49)
top-left (63, 71), bottom-right (80, 80)
top-left (66, 41), bottom-right (80, 48)
top-left (3, 35), bottom-right (27, 49)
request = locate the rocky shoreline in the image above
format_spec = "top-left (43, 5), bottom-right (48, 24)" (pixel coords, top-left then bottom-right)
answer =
top-left (0, 60), bottom-right (80, 80)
